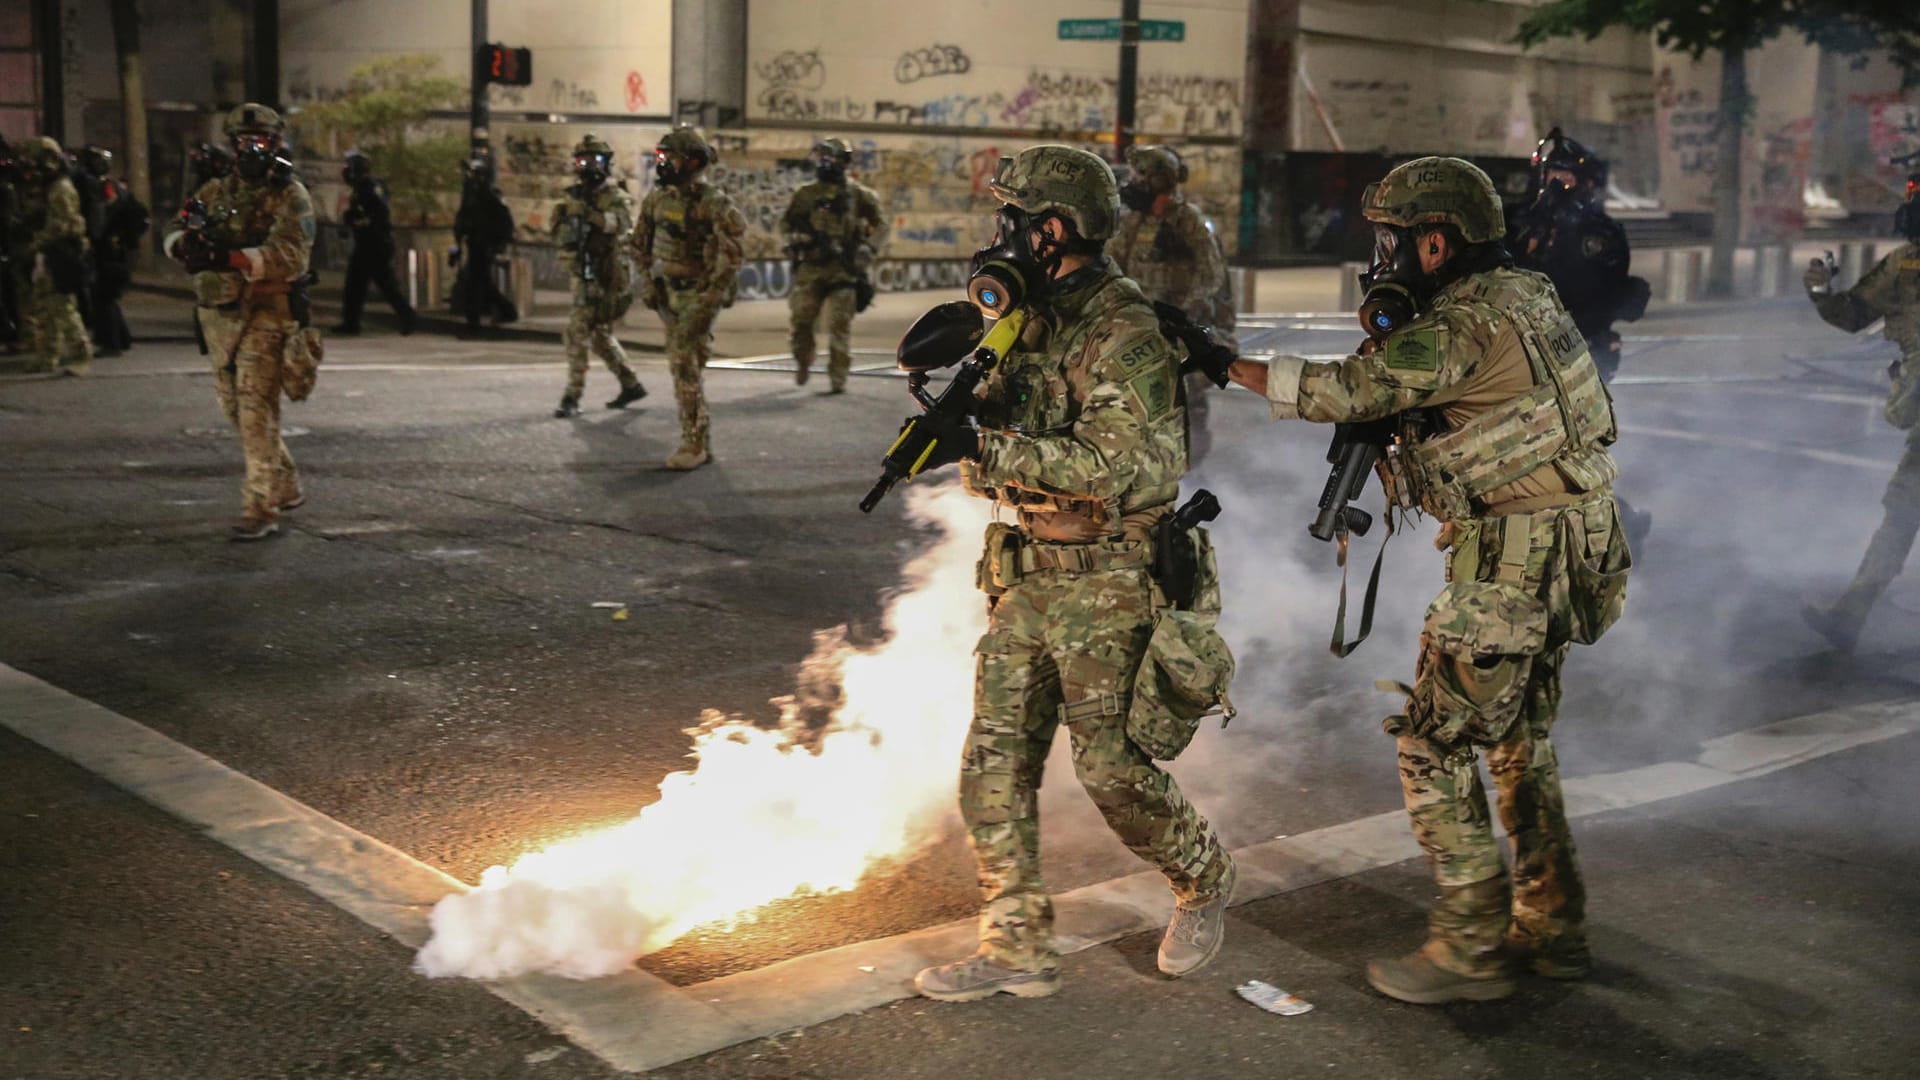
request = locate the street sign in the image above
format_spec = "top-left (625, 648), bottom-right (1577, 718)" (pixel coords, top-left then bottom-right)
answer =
top-left (480, 44), bottom-right (533, 87)
top-left (1057, 18), bottom-right (1185, 42)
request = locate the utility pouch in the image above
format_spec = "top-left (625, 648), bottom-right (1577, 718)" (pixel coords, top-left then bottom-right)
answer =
top-left (976, 522), bottom-right (1020, 597)
top-left (287, 271), bottom-right (316, 328)
top-left (283, 326), bottom-right (324, 402)
top-left (1413, 580), bottom-right (1548, 747)
top-left (1126, 608), bottom-right (1236, 761)
top-left (853, 273), bottom-right (876, 313)
top-left (1565, 502), bottom-right (1631, 645)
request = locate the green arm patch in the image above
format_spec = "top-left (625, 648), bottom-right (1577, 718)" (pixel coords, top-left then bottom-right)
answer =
top-left (1385, 327), bottom-right (1442, 372)
top-left (1127, 368), bottom-right (1175, 421)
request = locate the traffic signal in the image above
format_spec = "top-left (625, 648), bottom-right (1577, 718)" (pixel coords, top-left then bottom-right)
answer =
top-left (480, 44), bottom-right (532, 87)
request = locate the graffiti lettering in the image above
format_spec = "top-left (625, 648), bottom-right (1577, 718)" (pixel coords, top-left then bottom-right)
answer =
top-left (894, 44), bottom-right (973, 85)
top-left (756, 49), bottom-right (827, 91)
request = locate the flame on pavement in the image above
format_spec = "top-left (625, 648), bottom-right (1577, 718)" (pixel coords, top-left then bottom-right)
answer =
top-left (415, 483), bottom-right (990, 980)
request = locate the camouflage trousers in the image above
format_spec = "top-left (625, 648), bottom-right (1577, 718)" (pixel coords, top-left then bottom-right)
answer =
top-left (25, 275), bottom-right (92, 372)
top-left (199, 306), bottom-right (299, 521)
top-left (1832, 423), bottom-right (1920, 629)
top-left (788, 267), bottom-right (856, 390)
top-left (657, 286), bottom-right (720, 453)
top-left (563, 305), bottom-right (639, 400)
top-left (1385, 496), bottom-right (1627, 972)
top-left (962, 557), bottom-right (1230, 972)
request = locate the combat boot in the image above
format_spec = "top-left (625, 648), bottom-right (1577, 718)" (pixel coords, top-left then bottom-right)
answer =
top-left (914, 954), bottom-right (1060, 1003)
top-left (553, 396), bottom-right (581, 419)
top-left (277, 486), bottom-right (306, 512)
top-left (1801, 602), bottom-right (1863, 654)
top-left (606, 382), bottom-right (648, 410)
top-left (1367, 878), bottom-right (1516, 1005)
top-left (664, 443), bottom-right (710, 471)
top-left (794, 357), bottom-right (812, 386)
top-left (1506, 925), bottom-right (1591, 980)
top-left (229, 515), bottom-right (280, 542)
top-left (1158, 857), bottom-right (1235, 977)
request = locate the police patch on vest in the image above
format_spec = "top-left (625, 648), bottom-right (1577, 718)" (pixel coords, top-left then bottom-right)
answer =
top-left (1128, 369), bottom-right (1175, 420)
top-left (1582, 232), bottom-right (1611, 258)
top-left (1386, 328), bottom-right (1441, 371)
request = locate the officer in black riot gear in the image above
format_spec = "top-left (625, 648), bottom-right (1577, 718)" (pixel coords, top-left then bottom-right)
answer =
top-left (333, 149), bottom-right (415, 335)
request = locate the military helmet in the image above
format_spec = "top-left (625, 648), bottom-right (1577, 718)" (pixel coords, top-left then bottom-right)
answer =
top-left (225, 102), bottom-right (285, 136)
top-left (28, 135), bottom-right (66, 169)
top-left (1532, 126), bottom-right (1603, 187)
top-left (812, 137), bottom-right (852, 163)
top-left (1362, 156), bottom-right (1505, 244)
top-left (987, 144), bottom-right (1121, 243)
top-left (574, 133), bottom-right (614, 159)
top-left (1125, 145), bottom-right (1186, 193)
top-left (657, 125), bottom-right (715, 166)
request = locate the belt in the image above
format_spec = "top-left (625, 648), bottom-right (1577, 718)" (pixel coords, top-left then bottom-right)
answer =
top-left (1016, 536), bottom-right (1150, 575)
top-left (665, 274), bottom-right (701, 290)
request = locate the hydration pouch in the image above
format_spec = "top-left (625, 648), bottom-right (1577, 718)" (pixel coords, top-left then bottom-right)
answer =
top-left (1126, 608), bottom-right (1236, 761)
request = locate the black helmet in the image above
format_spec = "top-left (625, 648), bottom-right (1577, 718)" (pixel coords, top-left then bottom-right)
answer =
top-left (1532, 127), bottom-right (1605, 201)
top-left (80, 145), bottom-right (113, 179)
top-left (342, 149), bottom-right (372, 184)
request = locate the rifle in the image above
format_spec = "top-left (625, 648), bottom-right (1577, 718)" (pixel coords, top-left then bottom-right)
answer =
top-left (1306, 412), bottom-right (1423, 657)
top-left (859, 300), bottom-right (1027, 513)
top-left (560, 186), bottom-right (597, 283)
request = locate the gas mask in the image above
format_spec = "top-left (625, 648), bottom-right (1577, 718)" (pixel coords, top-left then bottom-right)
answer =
top-left (573, 152), bottom-right (609, 188)
top-left (1119, 180), bottom-right (1155, 213)
top-left (656, 149), bottom-right (698, 185)
top-left (1357, 224), bottom-right (1427, 340)
top-left (1896, 176), bottom-right (1920, 240)
top-left (233, 134), bottom-right (278, 182)
top-left (967, 206), bottom-right (1066, 318)
top-left (814, 154), bottom-right (847, 184)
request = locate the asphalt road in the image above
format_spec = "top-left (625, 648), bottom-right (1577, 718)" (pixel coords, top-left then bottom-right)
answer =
top-left (2, 289), bottom-right (1916, 1076)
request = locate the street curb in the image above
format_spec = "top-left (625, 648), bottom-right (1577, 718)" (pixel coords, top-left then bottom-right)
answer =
top-left (126, 281), bottom-right (665, 353)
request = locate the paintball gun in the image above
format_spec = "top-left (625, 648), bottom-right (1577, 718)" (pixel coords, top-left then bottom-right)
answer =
top-left (173, 197), bottom-right (235, 273)
top-left (859, 300), bottom-right (1027, 513)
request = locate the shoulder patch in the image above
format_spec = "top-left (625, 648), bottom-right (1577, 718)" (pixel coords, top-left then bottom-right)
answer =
top-left (1111, 331), bottom-right (1168, 374)
top-left (1582, 231), bottom-right (1611, 258)
top-left (1127, 368), bottom-right (1175, 422)
top-left (1385, 327), bottom-right (1442, 372)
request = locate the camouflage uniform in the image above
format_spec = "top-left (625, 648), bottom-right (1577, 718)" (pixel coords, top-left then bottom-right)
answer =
top-left (1804, 241), bottom-right (1920, 649)
top-left (1262, 158), bottom-right (1629, 999)
top-left (12, 138), bottom-right (93, 372)
top-left (165, 106), bottom-right (316, 534)
top-left (1111, 146), bottom-right (1232, 462)
top-left (784, 139), bottom-right (888, 392)
top-left (632, 128), bottom-right (745, 467)
top-left (939, 149), bottom-right (1233, 988)
top-left (552, 179), bottom-right (641, 402)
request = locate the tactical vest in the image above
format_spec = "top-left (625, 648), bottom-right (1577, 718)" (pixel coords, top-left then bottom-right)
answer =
top-left (647, 184), bottom-right (720, 268)
top-left (967, 272), bottom-right (1186, 526)
top-left (1387, 269), bottom-right (1618, 521)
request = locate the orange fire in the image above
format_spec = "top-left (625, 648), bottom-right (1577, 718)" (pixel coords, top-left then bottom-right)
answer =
top-left (416, 483), bottom-right (991, 980)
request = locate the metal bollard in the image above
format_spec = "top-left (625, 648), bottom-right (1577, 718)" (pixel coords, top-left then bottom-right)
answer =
top-left (406, 249), bottom-right (419, 310)
top-left (512, 255), bottom-right (535, 319)
top-left (1235, 266), bottom-right (1256, 314)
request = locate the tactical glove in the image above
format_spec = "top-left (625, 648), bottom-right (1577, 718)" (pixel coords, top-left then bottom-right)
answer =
top-left (914, 414), bottom-right (980, 472)
top-left (1803, 258), bottom-right (1833, 293)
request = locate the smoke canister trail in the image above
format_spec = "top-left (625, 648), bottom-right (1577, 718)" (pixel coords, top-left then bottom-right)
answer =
top-left (416, 483), bottom-right (991, 980)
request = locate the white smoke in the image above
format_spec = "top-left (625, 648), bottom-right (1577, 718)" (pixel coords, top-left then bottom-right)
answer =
top-left (415, 481), bottom-right (990, 980)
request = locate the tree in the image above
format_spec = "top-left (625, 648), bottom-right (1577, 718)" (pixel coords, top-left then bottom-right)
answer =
top-left (290, 55), bottom-right (467, 226)
top-left (1516, 1), bottom-right (1920, 298)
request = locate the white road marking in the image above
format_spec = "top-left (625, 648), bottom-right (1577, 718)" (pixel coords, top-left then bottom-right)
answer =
top-left (3, 672), bottom-right (1916, 1073)
top-left (1619, 423), bottom-right (1893, 471)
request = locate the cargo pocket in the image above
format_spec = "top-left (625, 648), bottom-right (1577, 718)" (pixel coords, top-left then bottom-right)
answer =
top-left (282, 327), bottom-right (323, 402)
top-left (1125, 609), bottom-right (1236, 761)
top-left (1567, 505), bottom-right (1631, 645)
top-left (1417, 580), bottom-right (1548, 747)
